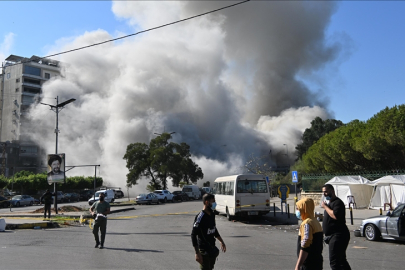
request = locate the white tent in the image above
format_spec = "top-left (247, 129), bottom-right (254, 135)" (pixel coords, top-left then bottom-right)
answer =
top-left (325, 176), bottom-right (374, 208)
top-left (369, 176), bottom-right (405, 209)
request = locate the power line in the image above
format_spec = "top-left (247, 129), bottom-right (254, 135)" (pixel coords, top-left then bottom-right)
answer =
top-left (2, 0), bottom-right (250, 68)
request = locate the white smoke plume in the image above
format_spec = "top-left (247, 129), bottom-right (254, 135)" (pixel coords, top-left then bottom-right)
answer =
top-left (25, 1), bottom-right (345, 193)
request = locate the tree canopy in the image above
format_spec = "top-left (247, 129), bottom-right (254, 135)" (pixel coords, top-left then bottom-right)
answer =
top-left (302, 105), bottom-right (405, 173)
top-left (123, 133), bottom-right (203, 190)
top-left (296, 117), bottom-right (344, 160)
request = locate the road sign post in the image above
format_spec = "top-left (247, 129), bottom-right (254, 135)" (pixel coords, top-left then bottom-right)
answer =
top-left (292, 171), bottom-right (298, 201)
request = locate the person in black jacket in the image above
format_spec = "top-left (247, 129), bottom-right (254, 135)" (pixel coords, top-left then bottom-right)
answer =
top-left (321, 184), bottom-right (351, 270)
top-left (40, 189), bottom-right (55, 220)
top-left (191, 194), bottom-right (226, 270)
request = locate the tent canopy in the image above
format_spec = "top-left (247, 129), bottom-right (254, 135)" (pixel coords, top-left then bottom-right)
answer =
top-left (369, 175), bottom-right (405, 209)
top-left (325, 176), bottom-right (373, 208)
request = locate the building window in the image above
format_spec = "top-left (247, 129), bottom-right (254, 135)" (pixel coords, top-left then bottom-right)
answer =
top-left (23, 78), bottom-right (41, 85)
top-left (45, 73), bottom-right (50, 79)
top-left (24, 65), bottom-right (41, 76)
top-left (23, 86), bottom-right (41, 94)
top-left (20, 146), bottom-right (38, 154)
top-left (22, 95), bottom-right (35, 104)
top-left (16, 78), bottom-right (20, 83)
top-left (16, 88), bottom-right (19, 92)
top-left (6, 73), bottom-right (10, 79)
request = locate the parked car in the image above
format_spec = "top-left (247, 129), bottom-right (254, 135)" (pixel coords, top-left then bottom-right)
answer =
top-left (0, 195), bottom-right (10, 208)
top-left (136, 193), bottom-right (160, 205)
top-left (114, 189), bottom-right (124, 199)
top-left (10, 195), bottom-right (34, 207)
top-left (33, 198), bottom-right (40, 205)
top-left (172, 191), bottom-right (189, 202)
top-left (182, 185), bottom-right (201, 200)
top-left (79, 190), bottom-right (94, 201)
top-left (202, 187), bottom-right (212, 194)
top-left (64, 193), bottom-right (80, 202)
top-left (88, 190), bottom-right (115, 205)
top-left (52, 191), bottom-right (67, 203)
top-left (153, 190), bottom-right (174, 203)
top-left (358, 203), bottom-right (405, 241)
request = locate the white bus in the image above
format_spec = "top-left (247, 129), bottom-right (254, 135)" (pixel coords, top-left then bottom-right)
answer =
top-left (213, 174), bottom-right (270, 220)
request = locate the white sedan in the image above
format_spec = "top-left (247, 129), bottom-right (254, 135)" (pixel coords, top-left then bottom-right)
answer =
top-left (153, 190), bottom-right (174, 203)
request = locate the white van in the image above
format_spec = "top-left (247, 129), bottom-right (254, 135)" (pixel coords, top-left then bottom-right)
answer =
top-left (182, 185), bottom-right (201, 200)
top-left (213, 174), bottom-right (270, 220)
top-left (88, 189), bottom-right (115, 205)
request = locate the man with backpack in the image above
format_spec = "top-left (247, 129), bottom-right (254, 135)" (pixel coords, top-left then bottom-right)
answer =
top-left (191, 194), bottom-right (226, 270)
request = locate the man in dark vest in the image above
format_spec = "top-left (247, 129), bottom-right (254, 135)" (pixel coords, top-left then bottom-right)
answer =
top-left (40, 189), bottom-right (55, 220)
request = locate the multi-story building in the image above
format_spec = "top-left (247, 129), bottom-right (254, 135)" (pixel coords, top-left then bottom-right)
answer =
top-left (0, 55), bottom-right (63, 176)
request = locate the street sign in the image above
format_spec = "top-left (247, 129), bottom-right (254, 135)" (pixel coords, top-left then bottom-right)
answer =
top-left (265, 176), bottom-right (269, 184)
top-left (292, 171), bottom-right (298, 183)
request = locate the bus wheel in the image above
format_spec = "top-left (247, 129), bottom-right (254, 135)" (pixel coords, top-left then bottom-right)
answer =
top-left (226, 207), bottom-right (233, 221)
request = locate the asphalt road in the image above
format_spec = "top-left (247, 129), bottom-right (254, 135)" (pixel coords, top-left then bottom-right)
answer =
top-left (1, 200), bottom-right (405, 269)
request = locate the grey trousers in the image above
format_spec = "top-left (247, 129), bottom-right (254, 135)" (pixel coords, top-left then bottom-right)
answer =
top-left (93, 217), bottom-right (107, 245)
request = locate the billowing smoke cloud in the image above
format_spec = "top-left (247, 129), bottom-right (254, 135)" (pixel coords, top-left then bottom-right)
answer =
top-left (0, 33), bottom-right (15, 66)
top-left (25, 1), bottom-right (344, 193)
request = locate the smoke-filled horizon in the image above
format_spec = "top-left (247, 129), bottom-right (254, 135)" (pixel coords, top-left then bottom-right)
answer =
top-left (24, 1), bottom-right (345, 193)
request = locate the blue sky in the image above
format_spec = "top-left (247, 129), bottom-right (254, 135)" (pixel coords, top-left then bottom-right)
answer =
top-left (1, 1), bottom-right (404, 124)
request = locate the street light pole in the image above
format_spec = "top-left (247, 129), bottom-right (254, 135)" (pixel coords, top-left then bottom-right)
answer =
top-left (40, 96), bottom-right (75, 214)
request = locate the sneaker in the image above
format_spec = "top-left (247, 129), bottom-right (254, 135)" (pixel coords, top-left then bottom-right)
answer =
top-left (95, 243), bottom-right (100, 248)
top-left (99, 245), bottom-right (104, 249)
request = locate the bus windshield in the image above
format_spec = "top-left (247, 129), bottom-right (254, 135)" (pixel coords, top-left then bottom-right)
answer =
top-left (237, 180), bottom-right (268, 193)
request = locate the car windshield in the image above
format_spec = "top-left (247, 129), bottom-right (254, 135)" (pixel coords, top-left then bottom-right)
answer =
top-left (12, 195), bottom-right (22, 200)
top-left (237, 180), bottom-right (268, 193)
top-left (138, 194), bottom-right (147, 197)
top-left (183, 188), bottom-right (192, 192)
top-left (154, 191), bottom-right (163, 194)
top-left (173, 191), bottom-right (180, 194)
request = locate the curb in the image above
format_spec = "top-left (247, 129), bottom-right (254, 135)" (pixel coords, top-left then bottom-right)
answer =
top-left (5, 222), bottom-right (54, 230)
top-left (1, 206), bottom-right (135, 230)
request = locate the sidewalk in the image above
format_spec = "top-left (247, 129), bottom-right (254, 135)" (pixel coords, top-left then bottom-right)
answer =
top-left (0, 204), bottom-right (135, 230)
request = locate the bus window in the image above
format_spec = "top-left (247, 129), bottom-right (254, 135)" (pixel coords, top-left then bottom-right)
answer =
top-left (237, 180), bottom-right (268, 193)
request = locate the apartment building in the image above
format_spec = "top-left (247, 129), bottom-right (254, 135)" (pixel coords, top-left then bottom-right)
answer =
top-left (0, 54), bottom-right (64, 175)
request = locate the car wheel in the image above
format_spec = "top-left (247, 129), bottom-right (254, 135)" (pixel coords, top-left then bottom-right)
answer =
top-left (226, 207), bottom-right (232, 221)
top-left (157, 200), bottom-right (160, 205)
top-left (17, 202), bottom-right (20, 207)
top-left (30, 201), bottom-right (33, 206)
top-left (364, 224), bottom-right (380, 241)
top-left (164, 197), bottom-right (167, 203)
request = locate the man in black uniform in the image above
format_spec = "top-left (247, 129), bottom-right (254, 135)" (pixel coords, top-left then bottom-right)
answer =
top-left (321, 184), bottom-right (351, 270)
top-left (40, 189), bottom-right (55, 220)
top-left (191, 194), bottom-right (226, 270)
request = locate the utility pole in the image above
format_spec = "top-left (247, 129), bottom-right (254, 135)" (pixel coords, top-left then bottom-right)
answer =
top-left (40, 96), bottom-right (76, 214)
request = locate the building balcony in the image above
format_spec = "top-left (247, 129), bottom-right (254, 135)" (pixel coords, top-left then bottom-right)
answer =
top-left (22, 82), bottom-right (41, 88)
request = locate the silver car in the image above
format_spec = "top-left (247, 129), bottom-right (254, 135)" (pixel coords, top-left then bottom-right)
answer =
top-left (136, 193), bottom-right (160, 205)
top-left (359, 203), bottom-right (405, 241)
top-left (10, 195), bottom-right (34, 207)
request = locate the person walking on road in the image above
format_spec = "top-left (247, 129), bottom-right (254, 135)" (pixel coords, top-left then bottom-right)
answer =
top-left (321, 184), bottom-right (351, 270)
top-left (191, 194), bottom-right (226, 270)
top-left (295, 197), bottom-right (323, 270)
top-left (90, 193), bottom-right (110, 249)
top-left (40, 189), bottom-right (55, 220)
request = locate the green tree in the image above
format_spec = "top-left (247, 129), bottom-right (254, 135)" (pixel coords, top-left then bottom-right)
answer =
top-left (123, 133), bottom-right (204, 190)
top-left (302, 105), bottom-right (405, 173)
top-left (296, 117), bottom-right (344, 160)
